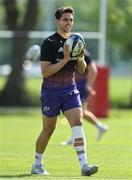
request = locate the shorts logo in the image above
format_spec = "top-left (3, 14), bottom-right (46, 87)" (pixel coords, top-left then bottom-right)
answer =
top-left (43, 106), bottom-right (50, 112)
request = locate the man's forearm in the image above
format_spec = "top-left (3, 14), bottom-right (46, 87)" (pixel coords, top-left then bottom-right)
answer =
top-left (41, 59), bottom-right (68, 78)
top-left (76, 57), bottom-right (87, 74)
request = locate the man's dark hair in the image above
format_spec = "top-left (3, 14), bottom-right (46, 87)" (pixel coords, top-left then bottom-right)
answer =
top-left (55, 7), bottom-right (74, 19)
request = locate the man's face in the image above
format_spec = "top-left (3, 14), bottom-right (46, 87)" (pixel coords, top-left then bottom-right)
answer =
top-left (57, 13), bottom-right (74, 33)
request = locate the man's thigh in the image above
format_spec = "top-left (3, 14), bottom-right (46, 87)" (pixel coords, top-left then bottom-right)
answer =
top-left (63, 107), bottom-right (83, 127)
top-left (42, 115), bottom-right (57, 131)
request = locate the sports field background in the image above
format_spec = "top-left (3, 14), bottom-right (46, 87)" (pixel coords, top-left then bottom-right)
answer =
top-left (0, 108), bottom-right (132, 179)
top-left (0, 77), bottom-right (132, 179)
top-left (0, 0), bottom-right (132, 178)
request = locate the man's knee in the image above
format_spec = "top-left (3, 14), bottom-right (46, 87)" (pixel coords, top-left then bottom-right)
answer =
top-left (71, 119), bottom-right (83, 127)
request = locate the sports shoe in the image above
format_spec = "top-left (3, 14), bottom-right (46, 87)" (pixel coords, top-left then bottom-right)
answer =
top-left (81, 164), bottom-right (98, 176)
top-left (61, 137), bottom-right (73, 146)
top-left (31, 164), bottom-right (49, 175)
top-left (96, 125), bottom-right (108, 141)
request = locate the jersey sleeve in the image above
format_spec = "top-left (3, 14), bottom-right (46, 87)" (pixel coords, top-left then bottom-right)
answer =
top-left (40, 39), bottom-right (53, 61)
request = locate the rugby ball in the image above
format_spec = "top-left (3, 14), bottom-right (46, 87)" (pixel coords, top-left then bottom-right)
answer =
top-left (25, 44), bottom-right (40, 61)
top-left (65, 33), bottom-right (85, 57)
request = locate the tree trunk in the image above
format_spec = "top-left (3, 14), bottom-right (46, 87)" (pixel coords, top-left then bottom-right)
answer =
top-left (0, 34), bottom-right (30, 106)
top-left (0, 0), bottom-right (39, 106)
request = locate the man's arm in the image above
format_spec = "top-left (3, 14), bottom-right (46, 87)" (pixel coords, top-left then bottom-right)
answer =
top-left (87, 61), bottom-right (98, 86)
top-left (76, 50), bottom-right (87, 74)
top-left (41, 44), bottom-right (70, 78)
top-left (86, 61), bottom-right (98, 98)
top-left (86, 61), bottom-right (98, 105)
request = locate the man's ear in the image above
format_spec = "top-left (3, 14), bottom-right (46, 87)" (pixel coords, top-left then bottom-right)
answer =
top-left (56, 19), bottom-right (59, 25)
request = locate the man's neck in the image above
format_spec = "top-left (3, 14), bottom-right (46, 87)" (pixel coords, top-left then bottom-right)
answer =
top-left (57, 30), bottom-right (70, 39)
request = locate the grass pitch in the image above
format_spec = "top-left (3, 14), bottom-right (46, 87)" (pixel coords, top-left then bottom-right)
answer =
top-left (0, 108), bottom-right (132, 179)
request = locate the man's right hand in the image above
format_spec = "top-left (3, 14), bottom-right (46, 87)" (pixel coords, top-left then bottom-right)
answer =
top-left (63, 44), bottom-right (70, 62)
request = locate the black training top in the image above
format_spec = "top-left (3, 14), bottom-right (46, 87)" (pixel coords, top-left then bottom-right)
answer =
top-left (40, 32), bottom-right (78, 89)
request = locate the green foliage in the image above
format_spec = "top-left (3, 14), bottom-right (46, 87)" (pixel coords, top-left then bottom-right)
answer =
top-left (108, 0), bottom-right (132, 55)
top-left (0, 109), bottom-right (132, 178)
top-left (0, 1), bottom-right (6, 30)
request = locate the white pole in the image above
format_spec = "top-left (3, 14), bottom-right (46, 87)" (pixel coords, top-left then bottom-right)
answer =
top-left (45, 0), bottom-right (54, 30)
top-left (98, 0), bottom-right (107, 66)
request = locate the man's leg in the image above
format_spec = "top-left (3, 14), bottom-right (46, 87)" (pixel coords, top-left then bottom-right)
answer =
top-left (36, 115), bottom-right (57, 153)
top-left (61, 101), bottom-right (108, 145)
top-left (83, 102), bottom-right (108, 141)
top-left (31, 115), bottom-right (57, 175)
top-left (64, 108), bottom-right (98, 176)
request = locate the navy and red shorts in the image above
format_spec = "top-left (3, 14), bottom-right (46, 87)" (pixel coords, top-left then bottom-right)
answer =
top-left (40, 83), bottom-right (82, 117)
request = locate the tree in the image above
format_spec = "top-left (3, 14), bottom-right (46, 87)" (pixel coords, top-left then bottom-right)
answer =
top-left (108, 0), bottom-right (132, 107)
top-left (0, 0), bottom-right (39, 106)
top-left (108, 0), bottom-right (132, 56)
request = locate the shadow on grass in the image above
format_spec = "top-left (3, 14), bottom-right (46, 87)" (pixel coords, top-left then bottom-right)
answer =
top-left (0, 173), bottom-right (32, 178)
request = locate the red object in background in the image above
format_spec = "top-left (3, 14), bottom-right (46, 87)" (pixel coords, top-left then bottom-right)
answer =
top-left (88, 66), bottom-right (109, 118)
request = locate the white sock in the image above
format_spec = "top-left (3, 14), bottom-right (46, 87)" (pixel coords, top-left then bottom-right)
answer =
top-left (72, 126), bottom-right (88, 169)
top-left (96, 121), bottom-right (105, 129)
top-left (34, 152), bottom-right (43, 165)
top-left (66, 136), bottom-right (73, 144)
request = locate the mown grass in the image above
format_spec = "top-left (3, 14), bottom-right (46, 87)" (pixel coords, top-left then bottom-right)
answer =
top-left (0, 108), bottom-right (132, 179)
